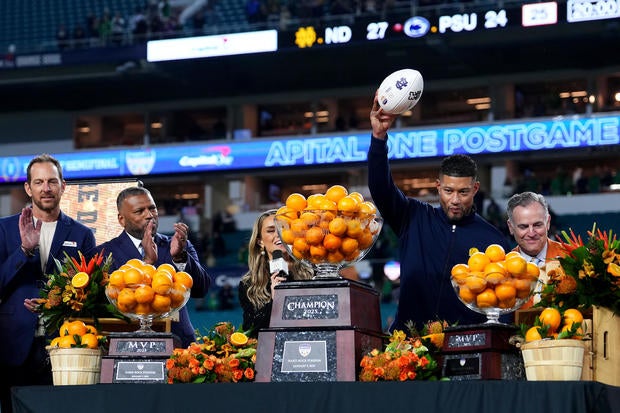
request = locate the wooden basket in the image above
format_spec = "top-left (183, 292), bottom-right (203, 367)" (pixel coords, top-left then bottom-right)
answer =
top-left (521, 339), bottom-right (585, 381)
top-left (47, 347), bottom-right (102, 385)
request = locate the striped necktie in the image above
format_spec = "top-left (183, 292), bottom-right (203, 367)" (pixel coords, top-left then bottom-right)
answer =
top-left (138, 243), bottom-right (145, 258)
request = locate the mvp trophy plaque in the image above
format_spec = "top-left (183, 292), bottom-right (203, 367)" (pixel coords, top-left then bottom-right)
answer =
top-left (100, 331), bottom-right (174, 383)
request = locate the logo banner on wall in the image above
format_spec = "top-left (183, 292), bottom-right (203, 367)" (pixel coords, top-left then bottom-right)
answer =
top-left (2, 114), bottom-right (619, 184)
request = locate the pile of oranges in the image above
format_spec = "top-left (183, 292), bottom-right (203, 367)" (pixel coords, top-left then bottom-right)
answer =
top-left (105, 259), bottom-right (193, 317)
top-left (451, 245), bottom-right (540, 311)
top-left (48, 319), bottom-right (105, 349)
top-left (275, 185), bottom-right (382, 264)
top-left (524, 307), bottom-right (585, 342)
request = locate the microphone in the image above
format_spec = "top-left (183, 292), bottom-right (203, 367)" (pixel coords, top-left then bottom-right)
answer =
top-left (269, 250), bottom-right (289, 279)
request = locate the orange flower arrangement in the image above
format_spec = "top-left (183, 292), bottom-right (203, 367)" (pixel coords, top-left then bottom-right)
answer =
top-left (37, 250), bottom-right (126, 335)
top-left (166, 322), bottom-right (257, 383)
top-left (538, 224), bottom-right (620, 315)
top-left (358, 329), bottom-right (441, 382)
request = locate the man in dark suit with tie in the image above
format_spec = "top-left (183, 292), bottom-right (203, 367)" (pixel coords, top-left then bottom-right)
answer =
top-left (94, 186), bottom-right (210, 348)
top-left (0, 154), bottom-right (96, 413)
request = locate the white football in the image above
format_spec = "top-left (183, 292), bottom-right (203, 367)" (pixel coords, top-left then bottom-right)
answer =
top-left (377, 68), bottom-right (424, 115)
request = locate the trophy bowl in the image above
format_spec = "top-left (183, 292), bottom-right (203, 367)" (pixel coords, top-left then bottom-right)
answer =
top-left (275, 209), bottom-right (383, 279)
top-left (450, 252), bottom-right (540, 324)
top-left (105, 262), bottom-right (191, 333)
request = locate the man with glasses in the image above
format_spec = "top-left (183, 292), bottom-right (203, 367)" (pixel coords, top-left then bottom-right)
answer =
top-left (506, 191), bottom-right (565, 308)
top-left (367, 94), bottom-right (510, 332)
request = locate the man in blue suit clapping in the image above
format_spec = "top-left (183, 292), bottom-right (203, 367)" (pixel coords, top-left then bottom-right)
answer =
top-left (94, 186), bottom-right (211, 348)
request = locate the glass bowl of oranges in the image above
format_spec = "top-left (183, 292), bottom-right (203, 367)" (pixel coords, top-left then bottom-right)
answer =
top-left (105, 259), bottom-right (192, 333)
top-left (274, 185), bottom-right (383, 279)
top-left (450, 245), bottom-right (541, 324)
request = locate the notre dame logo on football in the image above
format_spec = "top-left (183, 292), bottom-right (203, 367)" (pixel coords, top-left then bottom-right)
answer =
top-left (409, 90), bottom-right (422, 101)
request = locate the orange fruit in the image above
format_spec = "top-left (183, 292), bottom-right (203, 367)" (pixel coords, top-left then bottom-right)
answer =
top-left (306, 194), bottom-right (326, 209)
top-left (49, 337), bottom-right (61, 347)
top-left (59, 320), bottom-right (71, 337)
top-left (71, 271), bottom-right (90, 288)
top-left (563, 308), bottom-right (584, 327)
top-left (291, 247), bottom-right (305, 260)
top-left (141, 263), bottom-right (157, 278)
top-left (286, 193), bottom-right (307, 212)
top-left (280, 228), bottom-right (295, 245)
top-left (276, 205), bottom-right (297, 222)
top-left (560, 323), bottom-right (584, 339)
top-left (305, 226), bottom-right (325, 245)
top-left (151, 272), bottom-right (173, 295)
top-left (317, 198), bottom-right (337, 212)
top-left (451, 263), bottom-right (470, 277)
top-left (80, 333), bottom-right (99, 349)
top-left (123, 267), bottom-right (144, 285)
top-left (476, 288), bottom-right (498, 308)
top-left (340, 237), bottom-right (359, 255)
top-left (310, 244), bottom-right (327, 259)
top-left (328, 217), bottom-right (347, 236)
top-left (293, 237), bottom-right (310, 253)
top-left (358, 201), bottom-right (377, 216)
top-left (173, 271), bottom-right (193, 289)
top-left (468, 252), bottom-right (490, 272)
top-left (484, 244), bottom-right (506, 262)
top-left (323, 233), bottom-right (342, 251)
top-left (300, 211), bottom-right (319, 226)
top-left (348, 192), bottom-right (365, 204)
top-left (465, 274), bottom-right (487, 293)
top-left (85, 325), bottom-right (98, 335)
top-left (65, 320), bottom-right (87, 337)
top-left (494, 283), bottom-right (517, 302)
top-left (290, 218), bottom-right (308, 235)
top-left (152, 294), bottom-right (172, 313)
top-left (229, 332), bottom-right (249, 347)
top-left (125, 258), bottom-right (145, 268)
top-left (458, 286), bottom-right (476, 303)
top-left (346, 219), bottom-right (363, 238)
top-left (504, 251), bottom-right (521, 261)
top-left (525, 262), bottom-right (541, 280)
top-left (157, 263), bottom-right (177, 276)
top-left (170, 283), bottom-right (188, 307)
top-left (325, 185), bottom-right (348, 204)
top-left (337, 196), bottom-right (359, 216)
top-left (134, 285), bottom-right (155, 304)
top-left (504, 255), bottom-right (527, 275)
top-left (327, 250), bottom-right (345, 263)
top-left (539, 307), bottom-right (562, 332)
top-left (134, 302), bottom-right (153, 315)
top-left (357, 229), bottom-right (374, 250)
top-left (498, 296), bottom-right (517, 309)
top-left (117, 288), bottom-right (137, 311)
top-left (58, 335), bottom-right (77, 348)
top-left (525, 326), bottom-right (542, 342)
top-left (108, 270), bottom-right (126, 288)
top-left (344, 250), bottom-right (360, 262)
top-left (513, 278), bottom-right (533, 298)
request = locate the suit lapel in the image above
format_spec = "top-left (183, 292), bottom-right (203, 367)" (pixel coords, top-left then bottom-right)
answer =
top-left (46, 213), bottom-right (72, 274)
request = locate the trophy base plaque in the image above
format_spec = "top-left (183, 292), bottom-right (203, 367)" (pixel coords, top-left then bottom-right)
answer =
top-left (100, 332), bottom-right (174, 383)
top-left (441, 323), bottom-right (525, 380)
top-left (255, 279), bottom-right (385, 382)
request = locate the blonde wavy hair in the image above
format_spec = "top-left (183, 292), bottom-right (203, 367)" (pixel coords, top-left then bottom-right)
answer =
top-left (240, 209), bottom-right (313, 309)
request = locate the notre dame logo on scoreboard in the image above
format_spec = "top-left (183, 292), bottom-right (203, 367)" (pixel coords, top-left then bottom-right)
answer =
top-left (60, 180), bottom-right (139, 245)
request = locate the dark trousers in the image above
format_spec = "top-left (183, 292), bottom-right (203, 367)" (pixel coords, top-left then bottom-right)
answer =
top-left (0, 338), bottom-right (52, 413)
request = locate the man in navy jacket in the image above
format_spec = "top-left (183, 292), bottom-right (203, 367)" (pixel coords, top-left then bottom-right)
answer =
top-left (94, 186), bottom-right (210, 347)
top-left (0, 154), bottom-right (96, 413)
top-left (368, 95), bottom-right (510, 332)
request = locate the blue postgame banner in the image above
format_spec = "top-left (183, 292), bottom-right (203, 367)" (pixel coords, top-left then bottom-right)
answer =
top-left (1, 114), bottom-right (619, 183)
